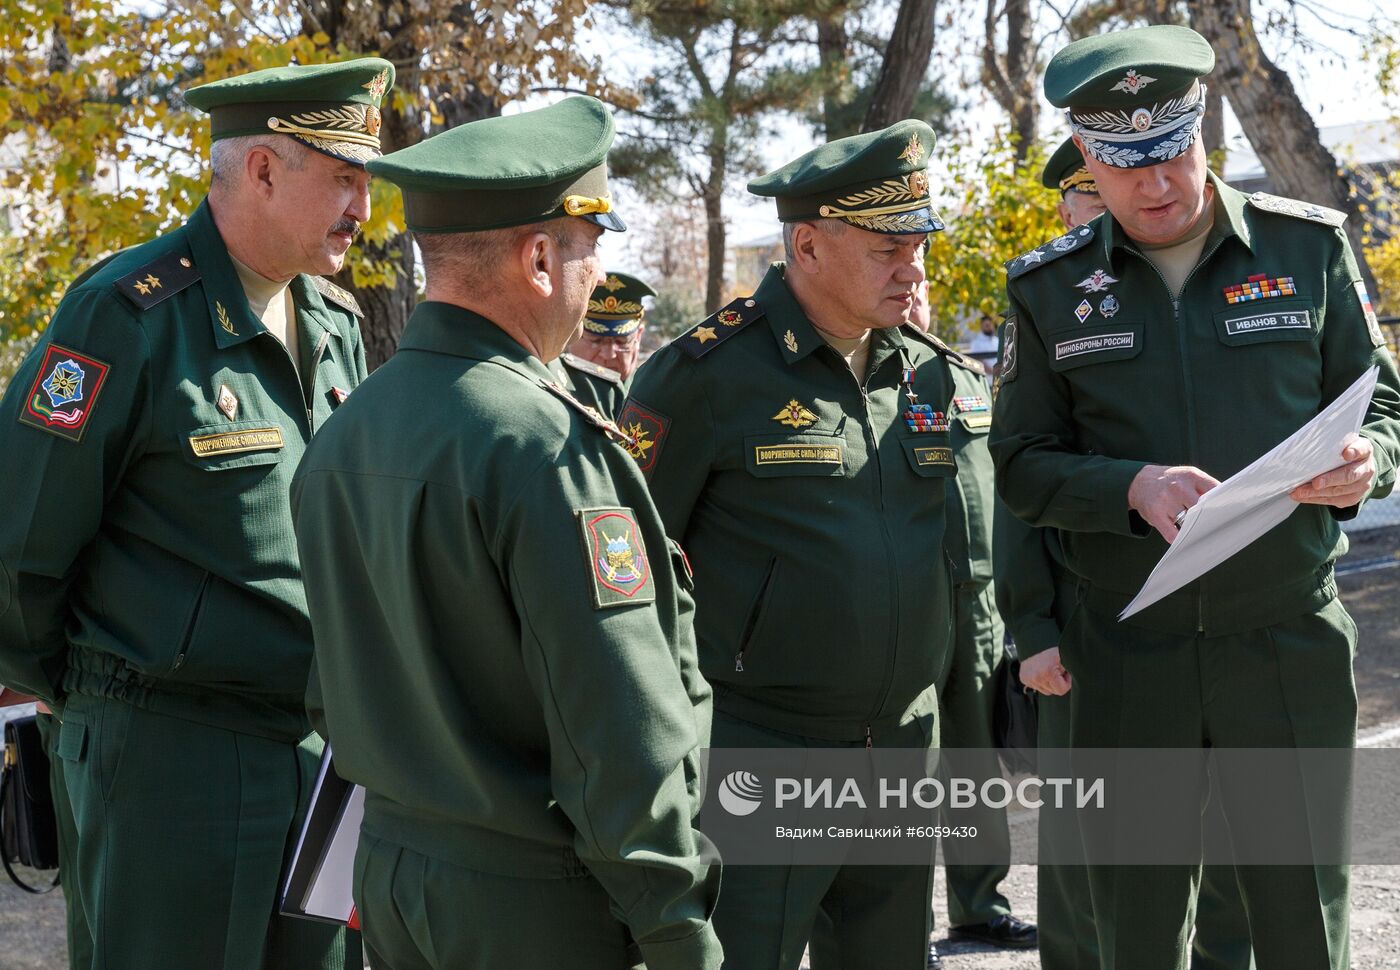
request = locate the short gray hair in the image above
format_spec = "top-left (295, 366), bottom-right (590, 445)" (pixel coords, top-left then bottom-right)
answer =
top-left (209, 134), bottom-right (311, 184)
top-left (782, 218), bottom-right (844, 262)
top-left (416, 220), bottom-right (578, 289)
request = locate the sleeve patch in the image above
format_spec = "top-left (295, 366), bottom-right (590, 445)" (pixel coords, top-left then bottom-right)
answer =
top-left (1356, 281), bottom-right (1384, 348)
top-left (577, 507), bottom-right (657, 609)
top-left (617, 398), bottom-right (671, 479)
top-left (17, 343), bottom-right (113, 442)
top-left (999, 317), bottom-right (1018, 384)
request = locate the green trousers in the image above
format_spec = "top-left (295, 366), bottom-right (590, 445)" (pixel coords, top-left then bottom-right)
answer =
top-left (354, 833), bottom-right (642, 969)
top-left (712, 707), bottom-right (937, 970)
top-left (1062, 598), bottom-right (1354, 970)
top-left (37, 712), bottom-right (92, 970)
top-left (55, 693), bottom-right (357, 970)
top-left (935, 581), bottom-right (1013, 927)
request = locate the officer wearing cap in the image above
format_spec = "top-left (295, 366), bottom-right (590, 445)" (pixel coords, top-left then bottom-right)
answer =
top-left (551, 270), bottom-right (655, 419)
top-left (995, 136), bottom-right (1253, 970)
top-left (0, 57), bottom-right (391, 968)
top-left (291, 96), bottom-right (721, 970)
top-left (622, 120), bottom-right (955, 970)
top-left (990, 25), bottom-right (1400, 969)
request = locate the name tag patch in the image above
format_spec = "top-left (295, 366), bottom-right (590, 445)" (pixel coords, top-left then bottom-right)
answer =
top-left (189, 427), bottom-right (284, 458)
top-left (1055, 332), bottom-right (1135, 360)
top-left (753, 443), bottom-right (843, 466)
top-left (1223, 310), bottom-right (1310, 336)
top-left (914, 446), bottom-right (955, 467)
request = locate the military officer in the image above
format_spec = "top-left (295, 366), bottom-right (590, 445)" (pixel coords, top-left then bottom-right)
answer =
top-left (990, 25), bottom-right (1400, 970)
top-left (551, 270), bottom-right (655, 419)
top-left (0, 57), bottom-right (392, 968)
top-left (292, 96), bottom-right (721, 970)
top-left (621, 120), bottom-right (955, 970)
top-left (901, 282), bottom-right (1037, 966)
top-left (995, 136), bottom-right (1253, 970)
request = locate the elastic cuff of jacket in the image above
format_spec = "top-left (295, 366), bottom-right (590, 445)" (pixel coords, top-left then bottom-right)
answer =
top-left (637, 923), bottom-right (724, 970)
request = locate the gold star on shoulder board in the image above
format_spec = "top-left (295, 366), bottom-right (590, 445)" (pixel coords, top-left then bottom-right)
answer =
top-left (693, 325), bottom-right (718, 344)
top-left (133, 280), bottom-right (150, 295)
top-left (144, 274), bottom-right (161, 289)
top-left (773, 399), bottom-right (818, 429)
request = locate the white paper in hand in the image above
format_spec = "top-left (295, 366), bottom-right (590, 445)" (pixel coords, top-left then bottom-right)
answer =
top-left (1121, 366), bottom-right (1379, 620)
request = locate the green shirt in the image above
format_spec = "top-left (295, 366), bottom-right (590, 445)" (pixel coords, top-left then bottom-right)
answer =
top-left (550, 352), bottom-right (627, 421)
top-left (622, 264), bottom-right (957, 741)
top-left (990, 175), bottom-right (1400, 635)
top-left (0, 199), bottom-right (366, 741)
top-left (943, 357), bottom-right (996, 586)
top-left (291, 302), bottom-right (720, 970)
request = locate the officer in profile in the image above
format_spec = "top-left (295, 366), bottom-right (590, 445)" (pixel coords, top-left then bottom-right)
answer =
top-left (553, 270), bottom-right (655, 419)
top-left (0, 57), bottom-right (391, 968)
top-left (622, 119), bottom-right (956, 970)
top-left (292, 96), bottom-right (722, 970)
top-left (991, 25), bottom-right (1400, 969)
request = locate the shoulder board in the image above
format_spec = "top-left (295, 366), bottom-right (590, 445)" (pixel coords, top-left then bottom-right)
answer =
top-left (114, 251), bottom-right (201, 311)
top-left (1247, 192), bottom-right (1347, 228)
top-left (310, 276), bottom-right (364, 317)
top-left (678, 296), bottom-right (763, 359)
top-left (902, 325), bottom-right (985, 374)
top-left (540, 379), bottom-right (634, 448)
top-left (560, 353), bottom-right (624, 385)
top-left (1006, 224), bottom-right (1097, 281)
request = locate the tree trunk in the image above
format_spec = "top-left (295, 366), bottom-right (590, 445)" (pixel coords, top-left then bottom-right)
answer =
top-left (1192, 0), bottom-right (1375, 294)
top-left (1201, 83), bottom-right (1226, 173)
top-left (863, 0), bottom-right (937, 133)
top-left (981, 0), bottom-right (1037, 158)
top-left (702, 157), bottom-right (727, 313)
top-left (817, 14), bottom-right (856, 140)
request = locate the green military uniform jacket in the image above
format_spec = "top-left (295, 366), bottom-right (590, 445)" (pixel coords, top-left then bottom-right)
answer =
top-left (290, 302), bottom-right (721, 970)
top-left (992, 513), bottom-right (1071, 660)
top-left (0, 199), bottom-right (366, 741)
top-left (990, 174), bottom-right (1400, 635)
top-left (551, 352), bottom-right (627, 421)
top-left (622, 264), bottom-right (957, 741)
top-left (942, 351), bottom-right (995, 587)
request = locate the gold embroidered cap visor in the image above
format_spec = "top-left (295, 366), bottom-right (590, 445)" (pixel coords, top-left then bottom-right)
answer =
top-left (584, 272), bottom-right (656, 334)
top-left (185, 57), bottom-right (395, 166)
top-left (365, 96), bottom-right (627, 233)
top-left (1045, 24), bottom-right (1216, 170)
top-left (1042, 136), bottom-right (1097, 194)
top-left (748, 118), bottom-right (945, 235)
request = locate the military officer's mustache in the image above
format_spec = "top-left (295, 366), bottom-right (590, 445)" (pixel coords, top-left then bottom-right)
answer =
top-left (330, 219), bottom-right (361, 239)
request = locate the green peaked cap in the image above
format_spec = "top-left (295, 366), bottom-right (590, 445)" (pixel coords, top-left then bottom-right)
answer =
top-left (365, 96), bottom-right (626, 234)
top-left (1046, 25), bottom-right (1215, 170)
top-left (185, 57), bottom-right (395, 166)
top-left (748, 119), bottom-right (944, 235)
top-left (1042, 136), bottom-right (1096, 193)
top-left (584, 272), bottom-right (656, 336)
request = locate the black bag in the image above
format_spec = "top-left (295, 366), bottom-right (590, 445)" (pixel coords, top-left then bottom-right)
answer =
top-left (1, 714), bottom-right (61, 893)
top-left (992, 641), bottom-right (1039, 776)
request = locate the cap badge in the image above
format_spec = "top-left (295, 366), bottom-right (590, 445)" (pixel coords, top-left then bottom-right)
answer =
top-left (1111, 69), bottom-right (1157, 95)
top-left (363, 68), bottom-right (391, 105)
top-left (907, 170), bottom-right (929, 197)
top-left (1131, 108), bottom-right (1153, 132)
top-left (602, 275), bottom-right (626, 292)
top-left (899, 133), bottom-right (925, 165)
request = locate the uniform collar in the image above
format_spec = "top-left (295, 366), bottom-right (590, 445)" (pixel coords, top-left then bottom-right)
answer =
top-left (757, 262), bottom-right (909, 369)
top-left (1098, 170), bottom-right (1252, 261)
top-left (186, 198), bottom-right (342, 350)
top-left (396, 301), bottom-right (558, 384)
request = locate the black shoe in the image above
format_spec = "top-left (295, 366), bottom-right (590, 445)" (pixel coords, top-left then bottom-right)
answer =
top-left (948, 914), bottom-right (1038, 949)
top-left (927, 941), bottom-right (943, 969)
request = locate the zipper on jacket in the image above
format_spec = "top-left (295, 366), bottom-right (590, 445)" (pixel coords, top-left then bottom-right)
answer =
top-left (302, 331), bottom-right (331, 430)
top-left (865, 725), bottom-right (873, 749)
top-left (735, 557), bottom-right (779, 672)
top-left (1133, 236), bottom-right (1226, 634)
top-left (171, 571), bottom-right (214, 673)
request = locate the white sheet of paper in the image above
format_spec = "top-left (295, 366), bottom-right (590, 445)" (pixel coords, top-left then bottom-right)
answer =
top-left (301, 782), bottom-right (365, 921)
top-left (1120, 366), bottom-right (1380, 620)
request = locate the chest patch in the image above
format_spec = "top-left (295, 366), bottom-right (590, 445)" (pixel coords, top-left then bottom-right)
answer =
top-left (617, 399), bottom-right (670, 479)
top-left (753, 442), bottom-right (844, 467)
top-left (1054, 332), bottom-right (1135, 361)
top-left (1221, 309), bottom-right (1310, 337)
top-left (578, 507), bottom-right (656, 609)
top-left (188, 427), bottom-right (284, 458)
top-left (18, 344), bottom-right (113, 443)
top-left (913, 446), bottom-right (955, 468)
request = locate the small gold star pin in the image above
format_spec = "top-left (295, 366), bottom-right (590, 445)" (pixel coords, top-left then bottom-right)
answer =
top-left (693, 325), bottom-right (718, 344)
top-left (784, 329), bottom-right (799, 353)
top-left (144, 274), bottom-right (161, 289)
top-left (133, 280), bottom-right (150, 295)
top-left (773, 399), bottom-right (818, 429)
top-left (216, 384), bottom-right (239, 420)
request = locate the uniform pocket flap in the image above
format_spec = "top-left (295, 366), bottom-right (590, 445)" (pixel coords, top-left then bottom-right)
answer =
top-left (901, 436), bottom-right (957, 477)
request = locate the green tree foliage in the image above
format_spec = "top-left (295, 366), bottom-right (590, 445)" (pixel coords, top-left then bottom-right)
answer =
top-left (923, 136), bottom-right (1062, 342)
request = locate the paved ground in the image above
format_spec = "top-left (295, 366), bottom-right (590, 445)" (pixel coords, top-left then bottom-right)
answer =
top-left (5, 527), bottom-right (1400, 970)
